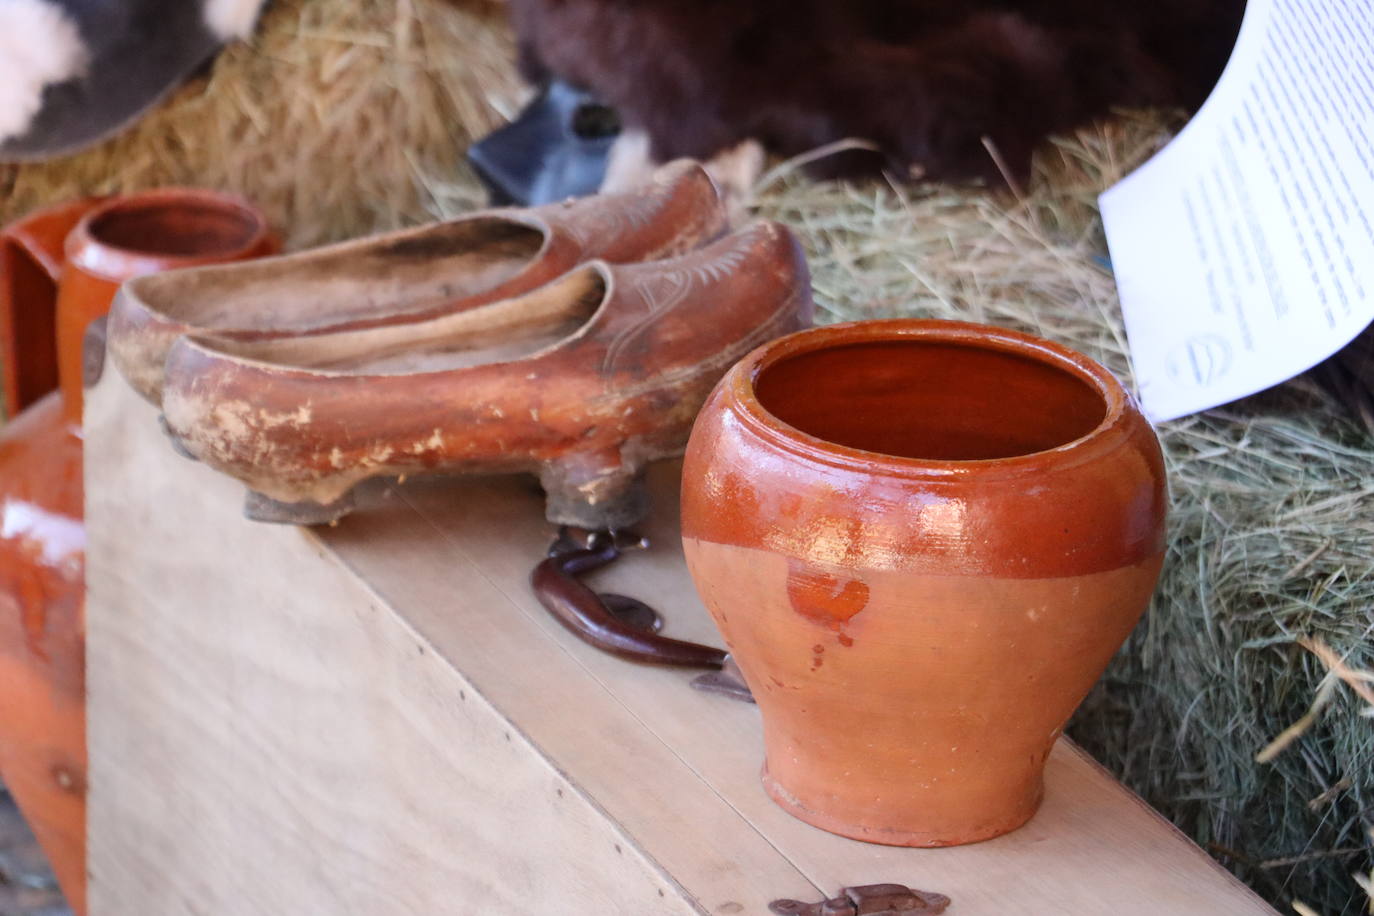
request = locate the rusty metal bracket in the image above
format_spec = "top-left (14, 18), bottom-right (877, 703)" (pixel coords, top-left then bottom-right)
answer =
top-left (689, 655), bottom-right (754, 703)
top-left (770, 884), bottom-right (951, 916)
top-left (531, 526), bottom-right (754, 702)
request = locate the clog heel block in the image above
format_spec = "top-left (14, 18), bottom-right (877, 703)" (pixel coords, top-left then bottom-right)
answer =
top-left (160, 220), bottom-right (813, 528)
top-left (108, 159), bottom-right (727, 406)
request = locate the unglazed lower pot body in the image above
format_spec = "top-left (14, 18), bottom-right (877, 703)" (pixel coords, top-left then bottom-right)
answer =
top-left (681, 319), bottom-right (1166, 847)
top-left (0, 190), bottom-right (274, 913)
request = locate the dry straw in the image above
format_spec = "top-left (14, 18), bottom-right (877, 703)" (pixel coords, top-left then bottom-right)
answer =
top-left (0, 1), bottom-right (1371, 910)
top-left (0, 0), bottom-right (525, 248)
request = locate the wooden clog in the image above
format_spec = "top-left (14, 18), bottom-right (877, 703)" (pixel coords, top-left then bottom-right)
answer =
top-left (108, 159), bottom-right (727, 405)
top-left (159, 221), bottom-right (813, 527)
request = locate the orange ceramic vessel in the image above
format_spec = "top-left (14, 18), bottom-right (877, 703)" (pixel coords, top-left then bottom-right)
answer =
top-left (681, 319), bottom-right (1167, 847)
top-left (0, 190), bottom-right (274, 913)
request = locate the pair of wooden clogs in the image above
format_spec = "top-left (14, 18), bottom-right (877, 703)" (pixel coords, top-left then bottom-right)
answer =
top-left (107, 162), bottom-right (814, 528)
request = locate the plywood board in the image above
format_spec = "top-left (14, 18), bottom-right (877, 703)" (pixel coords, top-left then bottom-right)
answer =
top-left (84, 371), bottom-right (1276, 915)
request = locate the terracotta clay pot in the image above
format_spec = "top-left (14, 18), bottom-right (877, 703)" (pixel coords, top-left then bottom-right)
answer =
top-left (681, 319), bottom-right (1167, 847)
top-left (0, 190), bottom-right (274, 913)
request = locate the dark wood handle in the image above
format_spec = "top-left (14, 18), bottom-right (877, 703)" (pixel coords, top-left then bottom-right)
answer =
top-left (530, 539), bottom-right (728, 669)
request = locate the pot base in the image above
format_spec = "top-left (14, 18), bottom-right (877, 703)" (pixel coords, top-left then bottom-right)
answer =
top-left (761, 763), bottom-right (1044, 848)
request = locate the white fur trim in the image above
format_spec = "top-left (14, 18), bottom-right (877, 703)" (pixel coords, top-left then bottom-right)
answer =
top-left (202, 0), bottom-right (268, 41)
top-left (0, 0), bottom-right (88, 145)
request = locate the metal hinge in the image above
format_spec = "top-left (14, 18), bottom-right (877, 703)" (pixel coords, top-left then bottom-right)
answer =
top-left (770, 883), bottom-right (951, 916)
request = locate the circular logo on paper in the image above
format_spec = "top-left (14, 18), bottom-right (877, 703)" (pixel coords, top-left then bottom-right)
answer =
top-left (1165, 334), bottom-right (1232, 387)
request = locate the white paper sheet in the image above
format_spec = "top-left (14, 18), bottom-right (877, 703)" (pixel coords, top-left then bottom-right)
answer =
top-left (1100, 0), bottom-right (1374, 422)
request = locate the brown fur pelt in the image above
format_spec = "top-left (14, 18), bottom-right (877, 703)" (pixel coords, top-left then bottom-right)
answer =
top-left (508, 0), bottom-right (1244, 184)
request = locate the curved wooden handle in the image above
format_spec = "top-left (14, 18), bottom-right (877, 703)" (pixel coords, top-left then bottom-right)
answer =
top-left (0, 198), bottom-right (101, 415)
top-left (530, 534), bottom-right (729, 669)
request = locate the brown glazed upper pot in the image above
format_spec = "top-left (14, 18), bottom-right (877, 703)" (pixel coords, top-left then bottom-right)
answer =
top-left (681, 319), bottom-right (1167, 847)
top-left (0, 189), bottom-right (274, 915)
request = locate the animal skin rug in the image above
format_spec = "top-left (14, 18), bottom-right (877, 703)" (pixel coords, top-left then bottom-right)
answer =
top-left (508, 0), bottom-right (1245, 186)
top-left (0, 0), bottom-right (268, 160)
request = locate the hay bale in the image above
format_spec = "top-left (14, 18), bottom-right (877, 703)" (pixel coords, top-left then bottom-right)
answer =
top-left (0, 0), bottom-right (524, 249)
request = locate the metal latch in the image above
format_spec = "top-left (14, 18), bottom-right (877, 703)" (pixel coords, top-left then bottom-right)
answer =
top-left (770, 884), bottom-right (951, 916)
top-left (531, 526), bottom-right (755, 701)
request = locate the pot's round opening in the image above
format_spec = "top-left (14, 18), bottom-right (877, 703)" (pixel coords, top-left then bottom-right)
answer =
top-left (87, 196), bottom-right (263, 258)
top-left (754, 338), bottom-right (1109, 462)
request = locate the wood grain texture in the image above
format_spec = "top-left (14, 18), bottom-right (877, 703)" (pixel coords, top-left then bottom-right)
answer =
top-left (85, 370), bottom-right (1276, 916)
top-left (84, 375), bottom-right (730, 915)
top-left (348, 469), bottom-right (1274, 916)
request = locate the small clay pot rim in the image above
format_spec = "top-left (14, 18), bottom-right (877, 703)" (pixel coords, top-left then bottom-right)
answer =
top-left (731, 318), bottom-right (1135, 479)
top-left (67, 188), bottom-right (272, 278)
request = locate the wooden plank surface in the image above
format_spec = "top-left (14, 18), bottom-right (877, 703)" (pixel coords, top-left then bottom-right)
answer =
top-left (84, 370), bottom-right (1276, 915)
top-left (328, 472), bottom-right (1277, 916)
top-left (85, 375), bottom-right (767, 915)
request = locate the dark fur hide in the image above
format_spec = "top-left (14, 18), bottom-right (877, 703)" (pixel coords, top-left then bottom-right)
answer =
top-left (508, 0), bottom-right (1245, 183)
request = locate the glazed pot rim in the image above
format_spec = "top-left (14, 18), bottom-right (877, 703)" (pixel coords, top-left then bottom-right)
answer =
top-left (731, 319), bottom-right (1137, 479)
top-left (68, 188), bottom-right (272, 279)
